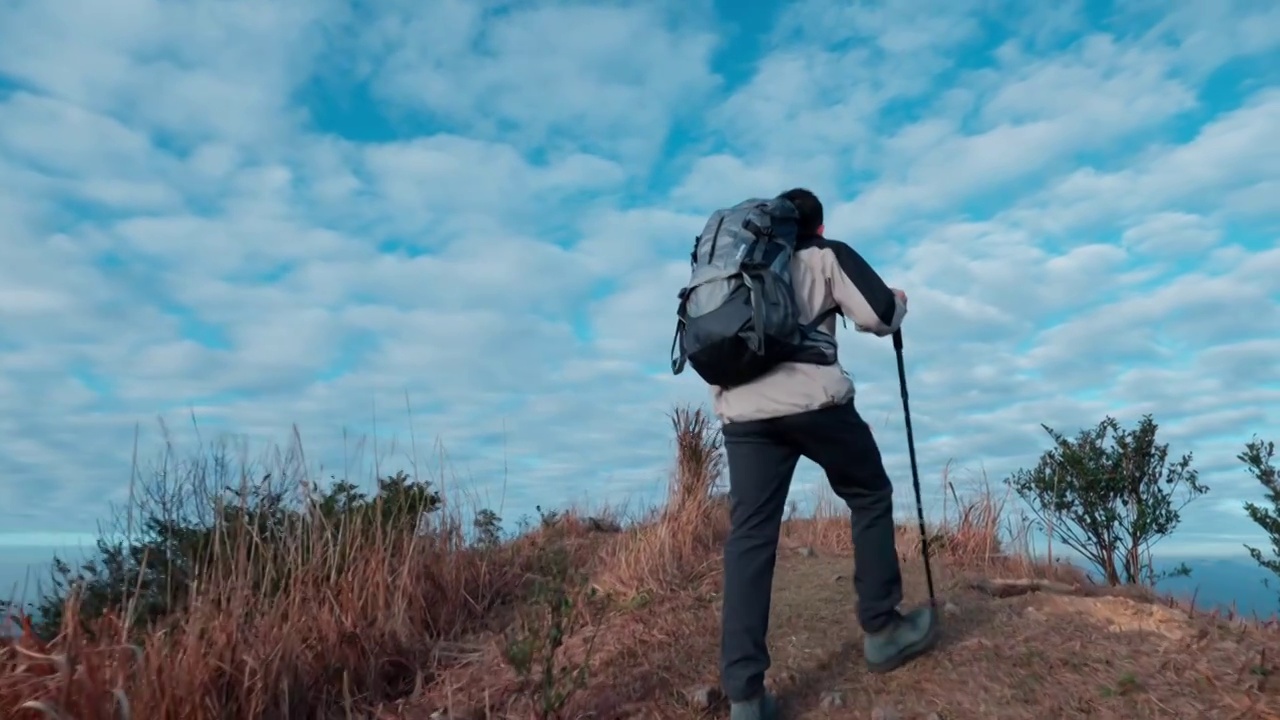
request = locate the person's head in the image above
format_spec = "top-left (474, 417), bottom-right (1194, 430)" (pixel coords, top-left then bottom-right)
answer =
top-left (778, 187), bottom-right (824, 238)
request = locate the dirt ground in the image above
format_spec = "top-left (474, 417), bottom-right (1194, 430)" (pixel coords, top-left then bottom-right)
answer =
top-left (758, 548), bottom-right (1280, 720)
top-left (407, 539), bottom-right (1280, 719)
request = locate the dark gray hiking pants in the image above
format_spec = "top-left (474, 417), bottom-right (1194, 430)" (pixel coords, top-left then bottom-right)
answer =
top-left (719, 400), bottom-right (903, 703)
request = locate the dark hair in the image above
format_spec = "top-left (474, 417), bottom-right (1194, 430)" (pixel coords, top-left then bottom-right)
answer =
top-left (778, 187), bottom-right (823, 237)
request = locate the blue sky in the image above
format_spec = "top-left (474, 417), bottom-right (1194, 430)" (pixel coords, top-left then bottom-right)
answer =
top-left (0, 0), bottom-right (1278, 570)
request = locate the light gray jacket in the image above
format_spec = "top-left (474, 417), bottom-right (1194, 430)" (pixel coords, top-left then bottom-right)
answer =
top-left (711, 236), bottom-right (907, 423)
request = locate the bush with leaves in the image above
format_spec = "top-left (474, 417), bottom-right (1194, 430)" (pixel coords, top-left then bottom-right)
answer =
top-left (473, 508), bottom-right (504, 549)
top-left (1241, 437), bottom-right (1280, 597)
top-left (7, 444), bottom-right (441, 640)
top-left (1007, 414), bottom-right (1207, 586)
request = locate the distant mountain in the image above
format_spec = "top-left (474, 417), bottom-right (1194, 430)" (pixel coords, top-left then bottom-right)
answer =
top-left (1156, 557), bottom-right (1278, 619)
top-left (0, 606), bottom-right (22, 639)
top-left (0, 545), bottom-right (86, 625)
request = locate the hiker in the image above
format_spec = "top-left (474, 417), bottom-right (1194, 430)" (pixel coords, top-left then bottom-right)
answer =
top-left (670, 188), bottom-right (940, 719)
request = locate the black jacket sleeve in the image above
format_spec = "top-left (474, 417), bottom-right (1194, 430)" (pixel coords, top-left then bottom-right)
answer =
top-left (818, 238), bottom-right (906, 337)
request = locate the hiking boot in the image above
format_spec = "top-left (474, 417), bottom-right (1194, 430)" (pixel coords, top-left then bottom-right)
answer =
top-left (729, 691), bottom-right (779, 720)
top-left (863, 605), bottom-right (940, 673)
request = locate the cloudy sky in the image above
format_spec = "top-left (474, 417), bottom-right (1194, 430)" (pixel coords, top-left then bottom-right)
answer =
top-left (1, 0), bottom-right (1277, 563)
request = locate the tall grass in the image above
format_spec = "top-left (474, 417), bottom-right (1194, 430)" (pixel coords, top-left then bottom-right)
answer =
top-left (597, 406), bottom-right (729, 597)
top-left (0, 406), bottom-right (734, 719)
top-left (0, 442), bottom-right (531, 718)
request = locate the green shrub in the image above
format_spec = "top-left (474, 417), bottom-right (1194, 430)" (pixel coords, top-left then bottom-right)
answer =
top-left (1240, 437), bottom-right (1280, 602)
top-left (1007, 415), bottom-right (1207, 586)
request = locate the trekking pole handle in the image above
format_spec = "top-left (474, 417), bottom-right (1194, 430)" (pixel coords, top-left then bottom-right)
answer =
top-left (892, 329), bottom-right (903, 351)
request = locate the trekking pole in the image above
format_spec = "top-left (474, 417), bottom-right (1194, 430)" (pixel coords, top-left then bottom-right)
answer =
top-left (892, 329), bottom-right (936, 606)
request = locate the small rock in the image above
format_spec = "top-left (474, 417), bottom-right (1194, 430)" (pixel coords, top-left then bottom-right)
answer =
top-left (925, 713), bottom-right (943, 720)
top-left (819, 690), bottom-right (846, 708)
top-left (871, 707), bottom-right (899, 720)
top-left (796, 546), bottom-right (816, 558)
top-left (943, 601), bottom-right (959, 617)
top-left (832, 573), bottom-right (846, 583)
top-left (684, 685), bottom-right (723, 710)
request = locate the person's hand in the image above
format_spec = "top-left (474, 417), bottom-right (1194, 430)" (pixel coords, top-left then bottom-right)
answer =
top-left (892, 288), bottom-right (908, 306)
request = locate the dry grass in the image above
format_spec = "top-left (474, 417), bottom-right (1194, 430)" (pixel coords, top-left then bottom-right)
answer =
top-left (0, 493), bottom-right (540, 719)
top-left (2, 405), bottom-right (1278, 719)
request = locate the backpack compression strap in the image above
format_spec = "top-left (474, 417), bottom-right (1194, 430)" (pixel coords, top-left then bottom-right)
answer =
top-left (670, 288), bottom-right (690, 375)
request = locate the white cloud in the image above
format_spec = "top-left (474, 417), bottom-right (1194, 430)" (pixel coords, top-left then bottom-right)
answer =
top-left (360, 0), bottom-right (720, 162)
top-left (0, 0), bottom-right (337, 148)
top-left (1122, 212), bottom-right (1223, 255)
top-left (0, 0), bottom-right (1277, 569)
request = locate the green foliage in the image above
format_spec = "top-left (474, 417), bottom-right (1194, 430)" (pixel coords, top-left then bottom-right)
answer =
top-left (313, 471), bottom-right (443, 533)
top-left (15, 466), bottom-right (441, 640)
top-left (1007, 415), bottom-right (1207, 586)
top-left (1240, 437), bottom-right (1280, 600)
top-left (473, 508), bottom-right (504, 549)
top-left (501, 517), bottom-right (605, 719)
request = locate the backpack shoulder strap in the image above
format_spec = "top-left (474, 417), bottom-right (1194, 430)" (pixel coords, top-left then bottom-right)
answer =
top-left (801, 305), bottom-right (840, 335)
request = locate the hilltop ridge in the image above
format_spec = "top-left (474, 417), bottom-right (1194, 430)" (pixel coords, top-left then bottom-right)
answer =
top-left (2, 409), bottom-right (1278, 719)
top-left (400, 509), bottom-right (1280, 719)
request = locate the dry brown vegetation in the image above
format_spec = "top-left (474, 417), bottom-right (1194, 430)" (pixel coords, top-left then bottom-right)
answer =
top-left (3, 406), bottom-right (1280, 719)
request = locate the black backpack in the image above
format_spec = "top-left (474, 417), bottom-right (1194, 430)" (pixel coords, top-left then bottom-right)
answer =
top-left (670, 197), bottom-right (838, 388)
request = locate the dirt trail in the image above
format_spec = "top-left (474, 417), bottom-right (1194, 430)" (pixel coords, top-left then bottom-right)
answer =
top-left (761, 548), bottom-right (1279, 720)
